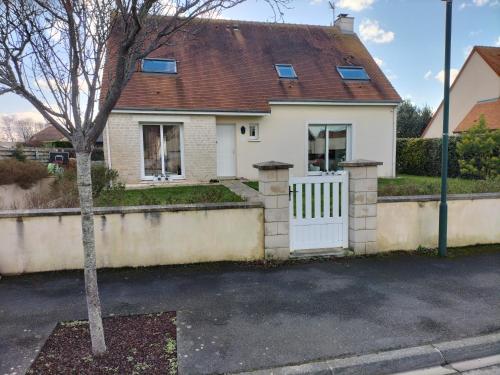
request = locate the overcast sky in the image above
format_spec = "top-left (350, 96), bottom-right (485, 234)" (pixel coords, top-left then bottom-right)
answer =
top-left (0, 0), bottom-right (499, 122)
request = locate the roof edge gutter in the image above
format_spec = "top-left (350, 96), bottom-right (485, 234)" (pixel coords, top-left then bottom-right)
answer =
top-left (269, 100), bottom-right (401, 106)
top-left (111, 108), bottom-right (270, 116)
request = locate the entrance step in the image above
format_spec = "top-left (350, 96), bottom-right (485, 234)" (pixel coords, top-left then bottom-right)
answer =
top-left (290, 248), bottom-right (352, 259)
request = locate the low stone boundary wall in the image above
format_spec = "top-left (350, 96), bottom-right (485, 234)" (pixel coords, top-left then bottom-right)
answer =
top-left (377, 193), bottom-right (500, 251)
top-left (0, 202), bottom-right (264, 275)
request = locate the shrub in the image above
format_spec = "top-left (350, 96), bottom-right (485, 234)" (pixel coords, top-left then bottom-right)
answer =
top-left (49, 164), bottom-right (121, 208)
top-left (50, 141), bottom-right (73, 148)
top-left (91, 164), bottom-right (119, 197)
top-left (456, 116), bottom-right (500, 179)
top-left (12, 144), bottom-right (26, 162)
top-left (0, 159), bottom-right (49, 189)
top-left (396, 137), bottom-right (460, 177)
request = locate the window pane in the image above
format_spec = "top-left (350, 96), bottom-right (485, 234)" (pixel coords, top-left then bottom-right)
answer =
top-left (163, 125), bottom-right (181, 175)
top-left (308, 125), bottom-right (326, 172)
top-left (276, 64), bottom-right (297, 78)
top-left (327, 125), bottom-right (347, 171)
top-left (143, 125), bottom-right (162, 176)
top-left (337, 66), bottom-right (369, 80)
top-left (143, 59), bottom-right (176, 74)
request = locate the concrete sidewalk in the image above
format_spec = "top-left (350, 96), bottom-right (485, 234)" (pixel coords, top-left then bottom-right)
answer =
top-left (1, 251), bottom-right (499, 374)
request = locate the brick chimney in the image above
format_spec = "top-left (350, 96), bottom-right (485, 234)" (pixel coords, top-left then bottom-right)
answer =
top-left (334, 14), bottom-right (354, 34)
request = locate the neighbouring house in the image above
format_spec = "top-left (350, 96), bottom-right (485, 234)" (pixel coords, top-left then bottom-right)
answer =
top-left (30, 125), bottom-right (104, 147)
top-left (422, 46), bottom-right (500, 138)
top-left (29, 125), bottom-right (67, 144)
top-left (102, 15), bottom-right (401, 184)
top-left (454, 98), bottom-right (500, 133)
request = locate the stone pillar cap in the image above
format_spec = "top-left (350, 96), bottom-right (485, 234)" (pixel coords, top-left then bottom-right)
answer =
top-left (339, 159), bottom-right (383, 167)
top-left (253, 161), bottom-right (294, 170)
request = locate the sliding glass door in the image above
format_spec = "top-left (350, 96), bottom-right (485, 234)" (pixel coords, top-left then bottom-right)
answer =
top-left (308, 124), bottom-right (349, 174)
top-left (142, 124), bottom-right (183, 179)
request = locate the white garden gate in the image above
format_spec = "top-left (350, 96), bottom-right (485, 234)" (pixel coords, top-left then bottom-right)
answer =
top-left (289, 172), bottom-right (349, 251)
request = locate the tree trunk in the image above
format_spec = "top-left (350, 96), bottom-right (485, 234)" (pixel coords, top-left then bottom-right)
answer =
top-left (75, 151), bottom-right (107, 355)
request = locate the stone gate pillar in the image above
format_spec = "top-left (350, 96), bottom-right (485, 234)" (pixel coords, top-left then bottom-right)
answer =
top-left (339, 159), bottom-right (382, 255)
top-left (253, 161), bottom-right (293, 261)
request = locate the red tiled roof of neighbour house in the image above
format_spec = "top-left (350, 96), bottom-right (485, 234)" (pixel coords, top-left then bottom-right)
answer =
top-left (30, 125), bottom-right (67, 143)
top-left (454, 98), bottom-right (500, 133)
top-left (421, 46), bottom-right (500, 137)
top-left (475, 46), bottom-right (500, 75)
top-left (103, 18), bottom-right (401, 113)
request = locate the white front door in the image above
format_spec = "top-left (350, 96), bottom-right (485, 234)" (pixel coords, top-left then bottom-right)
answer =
top-left (216, 124), bottom-right (236, 177)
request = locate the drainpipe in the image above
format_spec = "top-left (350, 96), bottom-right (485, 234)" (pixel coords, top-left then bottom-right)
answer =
top-left (105, 124), bottom-right (112, 169)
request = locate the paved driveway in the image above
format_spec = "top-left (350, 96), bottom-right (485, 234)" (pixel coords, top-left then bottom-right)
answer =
top-left (1, 251), bottom-right (499, 374)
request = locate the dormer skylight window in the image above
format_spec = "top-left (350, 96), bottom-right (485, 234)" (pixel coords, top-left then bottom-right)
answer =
top-left (275, 64), bottom-right (297, 79)
top-left (142, 58), bottom-right (177, 74)
top-left (337, 66), bottom-right (370, 80)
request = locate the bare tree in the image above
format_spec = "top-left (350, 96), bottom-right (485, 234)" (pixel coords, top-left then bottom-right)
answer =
top-left (0, 114), bottom-right (16, 142)
top-left (0, 0), bottom-right (289, 355)
top-left (0, 114), bottom-right (43, 142)
top-left (17, 118), bottom-right (45, 143)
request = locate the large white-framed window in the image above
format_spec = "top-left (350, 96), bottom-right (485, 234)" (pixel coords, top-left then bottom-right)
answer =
top-left (140, 123), bottom-right (185, 180)
top-left (307, 124), bottom-right (350, 175)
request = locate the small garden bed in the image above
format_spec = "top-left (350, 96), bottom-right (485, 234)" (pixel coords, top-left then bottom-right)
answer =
top-left (27, 312), bottom-right (177, 374)
top-left (378, 175), bottom-right (500, 196)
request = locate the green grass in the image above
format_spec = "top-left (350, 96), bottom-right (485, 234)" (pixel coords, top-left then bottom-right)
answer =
top-left (244, 181), bottom-right (259, 191)
top-left (95, 185), bottom-right (244, 207)
top-left (378, 175), bottom-right (500, 196)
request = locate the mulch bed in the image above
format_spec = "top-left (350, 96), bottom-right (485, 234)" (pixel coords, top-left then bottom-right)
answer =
top-left (27, 312), bottom-right (177, 374)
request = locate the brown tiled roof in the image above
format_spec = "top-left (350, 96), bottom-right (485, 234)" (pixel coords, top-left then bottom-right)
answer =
top-left (106, 19), bottom-right (401, 113)
top-left (454, 98), bottom-right (500, 133)
top-left (30, 125), bottom-right (67, 143)
top-left (475, 46), bottom-right (500, 75)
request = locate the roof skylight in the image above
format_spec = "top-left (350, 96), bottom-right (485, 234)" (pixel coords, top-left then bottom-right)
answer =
top-left (142, 58), bottom-right (177, 74)
top-left (337, 66), bottom-right (370, 80)
top-left (275, 64), bottom-right (297, 79)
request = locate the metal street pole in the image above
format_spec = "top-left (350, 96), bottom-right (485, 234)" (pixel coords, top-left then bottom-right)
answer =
top-left (438, 0), bottom-right (453, 257)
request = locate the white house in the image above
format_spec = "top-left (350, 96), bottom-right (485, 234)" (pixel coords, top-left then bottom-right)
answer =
top-left (422, 46), bottom-right (500, 138)
top-left (103, 16), bottom-right (401, 184)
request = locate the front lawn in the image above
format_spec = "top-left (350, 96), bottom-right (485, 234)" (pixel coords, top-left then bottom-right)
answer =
top-left (95, 184), bottom-right (244, 207)
top-left (378, 175), bottom-right (500, 196)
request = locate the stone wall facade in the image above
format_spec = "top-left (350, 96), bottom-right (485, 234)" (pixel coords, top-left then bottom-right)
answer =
top-left (183, 116), bottom-right (217, 181)
top-left (104, 113), bottom-right (217, 184)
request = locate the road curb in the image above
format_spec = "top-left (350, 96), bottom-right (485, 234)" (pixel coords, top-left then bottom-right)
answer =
top-left (435, 331), bottom-right (500, 364)
top-left (236, 332), bottom-right (500, 375)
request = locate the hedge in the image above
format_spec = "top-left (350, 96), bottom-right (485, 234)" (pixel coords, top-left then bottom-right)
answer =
top-left (396, 137), bottom-right (461, 177)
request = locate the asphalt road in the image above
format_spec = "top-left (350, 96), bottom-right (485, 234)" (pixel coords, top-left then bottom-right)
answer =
top-left (1, 251), bottom-right (499, 374)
